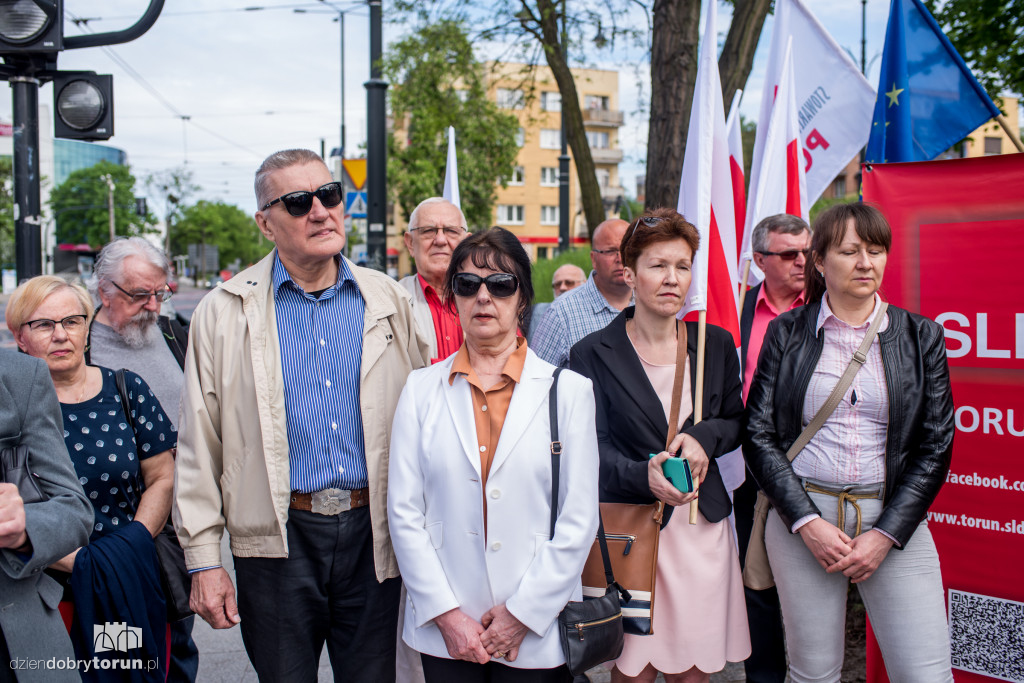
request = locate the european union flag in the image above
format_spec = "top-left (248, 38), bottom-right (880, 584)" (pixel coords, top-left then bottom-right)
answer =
top-left (865, 0), bottom-right (1000, 163)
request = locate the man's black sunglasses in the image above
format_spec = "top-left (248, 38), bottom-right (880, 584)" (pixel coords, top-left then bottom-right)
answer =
top-left (261, 181), bottom-right (344, 217)
top-left (451, 272), bottom-right (519, 298)
top-left (758, 249), bottom-right (810, 261)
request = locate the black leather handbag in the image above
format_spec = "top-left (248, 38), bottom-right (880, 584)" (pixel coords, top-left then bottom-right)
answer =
top-left (115, 369), bottom-right (194, 622)
top-left (0, 444), bottom-right (47, 504)
top-left (548, 368), bottom-right (628, 676)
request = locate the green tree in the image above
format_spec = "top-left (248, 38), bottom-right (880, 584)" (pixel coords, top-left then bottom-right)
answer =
top-left (0, 157), bottom-right (13, 266)
top-left (173, 200), bottom-right (270, 272)
top-left (382, 20), bottom-right (521, 230)
top-left (50, 160), bottom-right (156, 247)
top-left (924, 0), bottom-right (1023, 99)
top-left (146, 166), bottom-right (201, 255)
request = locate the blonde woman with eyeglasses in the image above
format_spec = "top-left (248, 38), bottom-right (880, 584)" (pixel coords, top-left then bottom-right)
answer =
top-left (6, 275), bottom-right (176, 678)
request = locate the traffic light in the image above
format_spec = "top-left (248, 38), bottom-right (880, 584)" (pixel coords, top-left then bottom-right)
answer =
top-left (0, 0), bottom-right (63, 53)
top-left (53, 72), bottom-right (113, 140)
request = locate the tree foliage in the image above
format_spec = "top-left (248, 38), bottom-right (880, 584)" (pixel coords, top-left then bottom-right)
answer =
top-left (382, 20), bottom-right (521, 230)
top-left (173, 200), bottom-right (270, 270)
top-left (146, 166), bottom-right (201, 254)
top-left (924, 0), bottom-right (1023, 98)
top-left (0, 157), bottom-right (13, 266)
top-left (50, 160), bottom-right (155, 247)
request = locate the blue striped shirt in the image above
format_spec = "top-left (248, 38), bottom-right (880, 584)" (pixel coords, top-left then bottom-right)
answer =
top-left (531, 273), bottom-right (625, 368)
top-left (273, 254), bottom-right (367, 492)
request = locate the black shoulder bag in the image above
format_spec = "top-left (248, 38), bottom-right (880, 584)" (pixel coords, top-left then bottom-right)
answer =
top-left (1, 445), bottom-right (46, 504)
top-left (114, 369), bottom-right (194, 622)
top-left (549, 367), bottom-right (628, 676)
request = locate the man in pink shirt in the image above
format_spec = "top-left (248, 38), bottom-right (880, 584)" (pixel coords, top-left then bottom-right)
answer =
top-left (737, 213), bottom-right (810, 683)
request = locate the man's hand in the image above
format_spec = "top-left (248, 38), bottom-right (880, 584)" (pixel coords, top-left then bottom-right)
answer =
top-left (0, 483), bottom-right (28, 551)
top-left (827, 529), bottom-right (894, 583)
top-left (797, 517), bottom-right (853, 570)
top-left (480, 604), bottom-right (529, 662)
top-left (190, 567), bottom-right (241, 629)
top-left (433, 608), bottom-right (489, 664)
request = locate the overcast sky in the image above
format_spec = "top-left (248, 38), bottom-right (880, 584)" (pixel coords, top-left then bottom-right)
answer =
top-left (2, 1), bottom-right (905, 220)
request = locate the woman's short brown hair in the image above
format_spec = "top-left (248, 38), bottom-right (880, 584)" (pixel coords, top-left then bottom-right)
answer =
top-left (5, 275), bottom-right (94, 334)
top-left (620, 207), bottom-right (700, 271)
top-left (806, 202), bottom-right (892, 303)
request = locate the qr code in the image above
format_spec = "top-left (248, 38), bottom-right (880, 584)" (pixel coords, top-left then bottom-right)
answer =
top-left (949, 590), bottom-right (1024, 682)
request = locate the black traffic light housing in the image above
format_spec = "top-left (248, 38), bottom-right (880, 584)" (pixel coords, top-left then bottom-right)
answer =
top-left (0, 0), bottom-right (63, 53)
top-left (53, 72), bottom-right (113, 140)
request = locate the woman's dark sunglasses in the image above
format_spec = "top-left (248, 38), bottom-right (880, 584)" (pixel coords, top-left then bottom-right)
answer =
top-left (451, 272), bottom-right (519, 298)
top-left (261, 181), bottom-right (344, 217)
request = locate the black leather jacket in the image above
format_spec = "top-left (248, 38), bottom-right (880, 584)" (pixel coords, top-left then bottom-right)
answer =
top-left (743, 301), bottom-right (954, 548)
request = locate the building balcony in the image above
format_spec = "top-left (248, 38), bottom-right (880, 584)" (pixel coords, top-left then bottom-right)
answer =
top-left (582, 109), bottom-right (625, 127)
top-left (590, 147), bottom-right (624, 164)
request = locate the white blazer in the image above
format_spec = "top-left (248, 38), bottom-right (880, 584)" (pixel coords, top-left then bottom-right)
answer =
top-left (388, 347), bottom-right (599, 669)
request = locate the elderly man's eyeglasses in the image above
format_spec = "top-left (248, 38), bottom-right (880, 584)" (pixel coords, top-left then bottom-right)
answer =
top-left (451, 272), bottom-right (519, 298)
top-left (261, 181), bottom-right (344, 217)
top-left (22, 314), bottom-right (87, 335)
top-left (758, 249), bottom-right (810, 261)
top-left (409, 226), bottom-right (466, 241)
top-left (112, 281), bottom-right (173, 304)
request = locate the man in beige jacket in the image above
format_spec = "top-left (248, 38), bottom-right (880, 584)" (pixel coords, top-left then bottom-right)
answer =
top-left (173, 149), bottom-right (428, 681)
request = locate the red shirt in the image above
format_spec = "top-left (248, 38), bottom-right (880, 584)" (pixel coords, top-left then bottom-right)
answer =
top-left (742, 285), bottom-right (804, 402)
top-left (419, 274), bottom-right (463, 363)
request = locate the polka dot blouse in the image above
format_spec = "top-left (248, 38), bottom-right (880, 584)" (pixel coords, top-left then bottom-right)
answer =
top-left (59, 367), bottom-right (177, 542)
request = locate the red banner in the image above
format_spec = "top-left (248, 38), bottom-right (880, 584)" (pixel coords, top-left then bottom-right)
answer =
top-left (863, 153), bottom-right (1024, 683)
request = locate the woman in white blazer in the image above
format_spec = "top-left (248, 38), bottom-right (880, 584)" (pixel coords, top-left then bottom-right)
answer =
top-left (389, 227), bottom-right (599, 683)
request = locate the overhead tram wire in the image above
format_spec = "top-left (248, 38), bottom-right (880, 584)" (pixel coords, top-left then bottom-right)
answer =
top-left (65, 13), bottom-right (264, 162)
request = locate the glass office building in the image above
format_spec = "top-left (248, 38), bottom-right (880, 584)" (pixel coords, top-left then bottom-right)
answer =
top-left (53, 139), bottom-right (128, 186)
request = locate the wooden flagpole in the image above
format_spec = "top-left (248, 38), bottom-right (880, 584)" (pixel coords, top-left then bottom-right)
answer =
top-left (737, 259), bottom-right (752, 315)
top-left (689, 310), bottom-right (707, 525)
top-left (995, 114), bottom-right (1024, 153)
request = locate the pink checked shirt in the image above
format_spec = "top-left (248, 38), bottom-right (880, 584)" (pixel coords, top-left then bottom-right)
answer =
top-left (790, 294), bottom-right (893, 537)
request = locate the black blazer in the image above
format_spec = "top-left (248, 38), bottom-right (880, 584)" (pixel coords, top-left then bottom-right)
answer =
top-left (570, 308), bottom-right (745, 524)
top-left (739, 282), bottom-right (761, 375)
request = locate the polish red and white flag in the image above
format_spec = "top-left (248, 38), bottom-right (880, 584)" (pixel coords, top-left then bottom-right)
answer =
top-left (725, 90), bottom-right (746, 265)
top-left (678, 1), bottom-right (741, 347)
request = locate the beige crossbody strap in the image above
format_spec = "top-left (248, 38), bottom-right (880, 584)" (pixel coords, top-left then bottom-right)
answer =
top-left (784, 301), bottom-right (888, 462)
top-left (666, 319), bottom-right (688, 451)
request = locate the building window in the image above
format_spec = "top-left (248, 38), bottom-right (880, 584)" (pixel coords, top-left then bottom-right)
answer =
top-left (496, 88), bottom-right (525, 110)
top-left (540, 167), bottom-right (559, 186)
top-left (540, 129), bottom-right (561, 149)
top-left (497, 204), bottom-right (525, 224)
top-left (984, 137), bottom-right (1002, 155)
top-left (541, 91), bottom-right (562, 112)
top-left (541, 205), bottom-right (559, 225)
top-left (832, 175), bottom-right (846, 197)
top-left (510, 166), bottom-right (524, 185)
top-left (537, 247), bottom-right (550, 260)
top-left (454, 89), bottom-right (469, 102)
top-left (585, 95), bottom-right (609, 111)
top-left (586, 131), bottom-right (609, 149)
top-left (515, 127), bottom-right (525, 147)
top-left (596, 169), bottom-right (610, 189)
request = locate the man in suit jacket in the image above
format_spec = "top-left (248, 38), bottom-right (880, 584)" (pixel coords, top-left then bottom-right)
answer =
top-left (0, 349), bottom-right (93, 683)
top-left (737, 213), bottom-right (810, 683)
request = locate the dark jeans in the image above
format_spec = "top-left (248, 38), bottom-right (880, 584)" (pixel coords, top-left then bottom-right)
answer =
top-left (421, 654), bottom-right (572, 683)
top-left (168, 616), bottom-right (199, 682)
top-left (734, 476), bottom-right (787, 683)
top-left (234, 507), bottom-right (401, 683)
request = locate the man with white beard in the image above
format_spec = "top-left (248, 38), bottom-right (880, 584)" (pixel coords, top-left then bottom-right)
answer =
top-left (86, 236), bottom-right (197, 683)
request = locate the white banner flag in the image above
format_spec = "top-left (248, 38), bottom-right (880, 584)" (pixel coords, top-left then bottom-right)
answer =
top-left (442, 126), bottom-right (461, 209)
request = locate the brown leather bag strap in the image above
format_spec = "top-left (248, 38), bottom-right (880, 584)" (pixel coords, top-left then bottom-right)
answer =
top-left (665, 318), bottom-right (688, 451)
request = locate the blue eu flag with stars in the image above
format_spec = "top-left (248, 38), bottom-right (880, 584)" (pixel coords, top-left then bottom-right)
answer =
top-left (866, 0), bottom-right (1000, 163)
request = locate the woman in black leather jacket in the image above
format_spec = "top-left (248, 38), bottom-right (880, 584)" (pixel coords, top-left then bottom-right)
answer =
top-left (743, 203), bottom-right (954, 683)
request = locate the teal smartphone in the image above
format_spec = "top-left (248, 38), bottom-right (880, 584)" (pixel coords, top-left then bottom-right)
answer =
top-left (648, 453), bottom-right (694, 493)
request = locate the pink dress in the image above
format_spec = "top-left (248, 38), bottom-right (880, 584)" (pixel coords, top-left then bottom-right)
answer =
top-left (612, 352), bottom-right (751, 676)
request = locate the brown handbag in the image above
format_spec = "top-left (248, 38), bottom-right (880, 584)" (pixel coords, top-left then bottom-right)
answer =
top-left (581, 319), bottom-right (687, 635)
top-left (743, 302), bottom-right (888, 590)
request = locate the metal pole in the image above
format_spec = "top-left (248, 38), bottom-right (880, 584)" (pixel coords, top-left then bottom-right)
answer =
top-left (861, 0), bottom-right (867, 74)
top-left (105, 174), bottom-right (116, 242)
top-left (340, 11), bottom-right (346, 159)
top-left (12, 75), bottom-right (42, 282)
top-left (365, 0), bottom-right (388, 272)
top-left (558, 0), bottom-right (570, 253)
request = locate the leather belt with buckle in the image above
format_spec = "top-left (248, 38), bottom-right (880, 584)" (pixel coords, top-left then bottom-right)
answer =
top-left (290, 487), bottom-right (369, 516)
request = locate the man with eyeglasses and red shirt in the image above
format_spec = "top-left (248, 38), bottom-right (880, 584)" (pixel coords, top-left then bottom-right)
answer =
top-left (399, 197), bottom-right (470, 364)
top-left (173, 149), bottom-right (429, 682)
top-left (735, 213), bottom-right (810, 683)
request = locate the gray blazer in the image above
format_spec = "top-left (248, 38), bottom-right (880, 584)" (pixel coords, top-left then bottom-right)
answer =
top-left (0, 349), bottom-right (93, 682)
